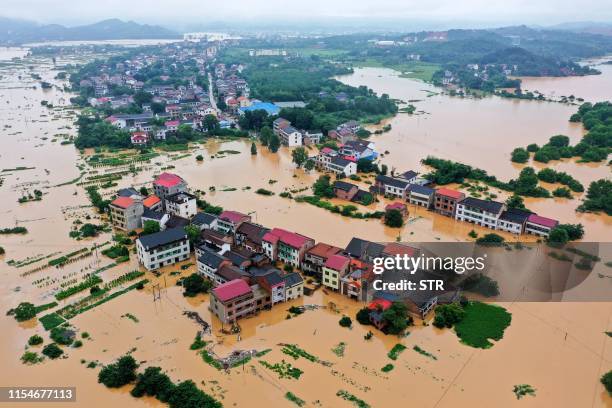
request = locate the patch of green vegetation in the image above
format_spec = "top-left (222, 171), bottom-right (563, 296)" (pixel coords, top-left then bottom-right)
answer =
top-left (513, 384), bottom-right (537, 399)
top-left (121, 313), bottom-right (139, 323)
top-left (259, 360), bottom-right (303, 380)
top-left (454, 302), bottom-right (512, 349)
top-left (255, 188), bottom-right (274, 196)
top-left (413, 345), bottom-right (437, 360)
top-left (190, 333), bottom-right (207, 350)
top-left (41, 343), bottom-right (63, 359)
top-left (39, 313), bottom-right (66, 330)
top-left (387, 344), bottom-right (407, 360)
top-left (336, 389), bottom-right (371, 408)
top-left (28, 334), bottom-right (44, 346)
top-left (281, 344), bottom-right (318, 362)
top-left (21, 351), bottom-right (44, 364)
top-left (331, 342), bottom-right (346, 357)
top-left (55, 276), bottom-right (103, 300)
top-left (200, 349), bottom-right (223, 370)
top-left (381, 363), bottom-right (394, 372)
top-left (285, 391), bottom-right (306, 407)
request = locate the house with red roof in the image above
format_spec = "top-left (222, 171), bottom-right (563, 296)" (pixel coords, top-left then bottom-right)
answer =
top-left (165, 120), bottom-right (180, 131)
top-left (367, 299), bottom-right (393, 330)
top-left (210, 279), bottom-right (255, 323)
top-left (109, 195), bottom-right (144, 232)
top-left (130, 131), bottom-right (149, 145)
top-left (216, 210), bottom-right (251, 234)
top-left (322, 254), bottom-right (351, 291)
top-left (153, 172), bottom-right (188, 205)
top-left (262, 228), bottom-right (315, 267)
top-left (434, 188), bottom-right (465, 217)
top-left (302, 242), bottom-right (343, 276)
top-left (143, 195), bottom-right (162, 212)
top-left (525, 214), bottom-right (559, 237)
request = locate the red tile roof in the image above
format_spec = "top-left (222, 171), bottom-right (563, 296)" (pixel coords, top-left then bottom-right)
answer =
top-left (383, 243), bottom-right (417, 257)
top-left (528, 214), bottom-right (559, 229)
top-left (385, 202), bottom-right (406, 211)
top-left (262, 232), bottom-right (279, 244)
top-left (324, 254), bottom-right (350, 271)
top-left (320, 147), bottom-right (334, 155)
top-left (154, 172), bottom-right (183, 188)
top-left (111, 196), bottom-right (135, 209)
top-left (266, 228), bottom-right (312, 249)
top-left (213, 279), bottom-right (251, 302)
top-left (143, 195), bottom-right (161, 208)
top-left (368, 299), bottom-right (392, 311)
top-left (307, 242), bottom-right (342, 259)
top-left (165, 120), bottom-right (180, 127)
top-left (436, 188), bottom-right (463, 200)
top-left (219, 210), bottom-right (249, 224)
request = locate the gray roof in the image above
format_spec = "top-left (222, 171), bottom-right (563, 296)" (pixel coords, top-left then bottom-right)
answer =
top-left (262, 270), bottom-right (284, 286)
top-left (283, 272), bottom-right (303, 287)
top-left (165, 215), bottom-right (190, 229)
top-left (198, 249), bottom-right (226, 269)
top-left (138, 227), bottom-right (187, 250)
top-left (407, 184), bottom-right (435, 196)
top-left (400, 170), bottom-right (418, 180)
top-left (117, 187), bottom-right (140, 197)
top-left (142, 209), bottom-right (165, 221)
top-left (345, 237), bottom-right (370, 258)
top-left (333, 181), bottom-right (357, 191)
top-left (376, 175), bottom-right (409, 189)
top-left (330, 156), bottom-right (353, 167)
top-left (191, 212), bottom-right (218, 226)
top-left (225, 251), bottom-right (250, 267)
top-left (500, 208), bottom-right (531, 224)
top-left (460, 197), bottom-right (504, 214)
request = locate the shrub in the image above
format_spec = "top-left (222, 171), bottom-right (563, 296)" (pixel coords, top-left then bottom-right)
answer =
top-left (21, 351), bottom-right (42, 364)
top-left (42, 343), bottom-right (63, 359)
top-left (50, 327), bottom-right (75, 345)
top-left (433, 303), bottom-right (466, 328)
top-left (28, 334), bottom-right (44, 346)
top-left (339, 316), bottom-right (352, 328)
top-left (98, 355), bottom-right (138, 388)
top-left (602, 371), bottom-right (612, 395)
top-left (511, 148), bottom-right (529, 163)
top-left (356, 308), bottom-right (371, 325)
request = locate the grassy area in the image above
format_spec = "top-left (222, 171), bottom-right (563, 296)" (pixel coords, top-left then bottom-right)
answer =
top-left (285, 391), bottom-right (306, 407)
top-left (387, 343), bottom-right (407, 360)
top-left (353, 59), bottom-right (440, 82)
top-left (381, 363), bottom-right (394, 372)
top-left (39, 313), bottom-right (65, 330)
top-left (454, 302), bottom-right (512, 348)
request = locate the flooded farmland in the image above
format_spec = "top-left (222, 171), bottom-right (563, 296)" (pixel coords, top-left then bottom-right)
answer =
top-left (0, 46), bottom-right (611, 408)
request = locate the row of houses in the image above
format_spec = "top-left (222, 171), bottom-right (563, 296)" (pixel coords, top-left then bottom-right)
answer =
top-left (272, 118), bottom-right (323, 147)
top-left (370, 173), bottom-right (560, 237)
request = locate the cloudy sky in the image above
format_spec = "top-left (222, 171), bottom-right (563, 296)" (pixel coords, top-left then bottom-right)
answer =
top-left (2, 0), bottom-right (611, 28)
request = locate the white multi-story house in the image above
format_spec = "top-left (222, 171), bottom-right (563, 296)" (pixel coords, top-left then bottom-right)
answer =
top-left (136, 228), bottom-right (190, 270)
top-left (525, 214), bottom-right (559, 237)
top-left (280, 125), bottom-right (303, 147)
top-left (455, 197), bottom-right (505, 230)
top-left (407, 184), bottom-right (435, 208)
top-left (283, 272), bottom-right (304, 300)
top-left (165, 192), bottom-right (197, 219)
top-left (375, 175), bottom-right (409, 199)
top-left (197, 249), bottom-right (230, 282)
top-left (327, 156), bottom-right (357, 176)
top-left (496, 208), bottom-right (531, 234)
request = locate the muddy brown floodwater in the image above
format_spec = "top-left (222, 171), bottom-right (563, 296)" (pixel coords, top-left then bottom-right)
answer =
top-left (0, 47), bottom-right (610, 408)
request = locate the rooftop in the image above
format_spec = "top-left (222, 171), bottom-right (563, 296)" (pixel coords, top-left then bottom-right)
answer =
top-left (219, 210), bottom-right (249, 224)
top-left (143, 195), bottom-right (161, 208)
top-left (333, 181), bottom-right (357, 192)
top-left (111, 196), bottom-right (135, 209)
top-left (154, 172), bottom-right (184, 188)
top-left (527, 214), bottom-right (559, 228)
top-left (307, 242), bottom-right (342, 259)
top-left (213, 279), bottom-right (252, 302)
top-left (325, 254), bottom-right (350, 271)
top-left (138, 227), bottom-right (187, 250)
top-left (460, 197), bottom-right (504, 214)
top-left (436, 188), bottom-right (464, 200)
top-left (265, 227), bottom-right (312, 249)
top-left (192, 212), bottom-right (218, 226)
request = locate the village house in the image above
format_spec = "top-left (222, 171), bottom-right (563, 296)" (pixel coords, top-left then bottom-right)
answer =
top-left (143, 195), bottom-right (163, 212)
top-left (497, 208), bottom-right (532, 234)
top-left (283, 272), bottom-right (304, 300)
top-left (234, 222), bottom-right (270, 253)
top-left (327, 156), bottom-right (357, 176)
top-left (197, 248), bottom-right (231, 282)
top-left (525, 214), bottom-right (559, 237)
top-left (256, 270), bottom-right (286, 305)
top-left (272, 118), bottom-right (291, 134)
top-left (344, 237), bottom-right (385, 263)
top-left (141, 210), bottom-right (170, 229)
top-left (262, 228), bottom-right (315, 267)
top-left (130, 131), bottom-right (149, 145)
top-left (279, 125), bottom-right (303, 147)
top-left (210, 279), bottom-right (255, 324)
top-left (407, 184), bottom-right (435, 208)
top-left (153, 172), bottom-right (188, 204)
top-left (339, 140), bottom-right (377, 161)
top-left (374, 175), bottom-right (409, 199)
top-left (301, 242), bottom-right (343, 276)
top-left (322, 254), bottom-right (351, 291)
top-left (397, 170), bottom-right (419, 184)
top-left (216, 210), bottom-right (251, 234)
top-left (340, 263), bottom-right (373, 301)
top-left (215, 264), bottom-right (250, 286)
top-left (165, 191), bottom-right (197, 219)
top-left (109, 196), bottom-right (144, 232)
top-left (455, 197), bottom-right (505, 230)
top-left (333, 181), bottom-right (359, 201)
top-left (196, 229), bottom-right (232, 256)
top-left (328, 128), bottom-right (356, 144)
top-left (136, 227), bottom-right (190, 270)
top-left (191, 212), bottom-right (219, 231)
top-left (434, 188), bottom-right (465, 217)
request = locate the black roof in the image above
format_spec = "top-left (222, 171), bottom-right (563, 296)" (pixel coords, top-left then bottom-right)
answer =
top-left (283, 272), bottom-right (304, 287)
top-left (166, 191), bottom-right (197, 203)
top-left (407, 183), bottom-right (434, 196)
top-left (117, 187), bottom-right (140, 197)
top-left (261, 270), bottom-right (284, 286)
top-left (500, 208), bottom-right (532, 224)
top-left (400, 170), bottom-right (418, 180)
top-left (459, 197), bottom-right (504, 214)
top-left (333, 181), bottom-right (357, 191)
top-left (376, 175), bottom-right (409, 189)
top-left (225, 250), bottom-right (250, 267)
top-left (138, 227), bottom-right (187, 250)
top-left (192, 212), bottom-right (218, 226)
top-left (142, 209), bottom-right (165, 221)
top-left (330, 156), bottom-right (353, 167)
top-left (197, 249), bottom-right (226, 269)
top-left (345, 237), bottom-right (370, 258)
top-left (165, 215), bottom-right (190, 229)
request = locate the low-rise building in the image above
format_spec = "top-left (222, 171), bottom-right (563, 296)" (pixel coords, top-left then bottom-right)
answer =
top-left (109, 196), bottom-right (144, 232)
top-left (153, 172), bottom-right (188, 204)
top-left (302, 242), bottom-right (343, 276)
top-left (143, 195), bottom-right (162, 212)
top-left (525, 214), bottom-right (559, 237)
top-left (497, 208), bottom-right (532, 234)
top-left (165, 191), bottom-right (197, 219)
top-left (216, 210), bottom-right (251, 234)
top-left (283, 272), bottom-right (304, 300)
top-left (455, 197), bottom-right (505, 230)
top-left (191, 212), bottom-right (218, 231)
top-left (256, 270), bottom-right (286, 305)
top-left (407, 184), bottom-right (435, 208)
top-left (279, 125), bottom-right (303, 147)
top-left (328, 156), bottom-right (357, 176)
top-left (333, 181), bottom-right (359, 201)
top-left (434, 188), bottom-right (465, 217)
top-left (136, 227), bottom-right (190, 270)
top-left (375, 175), bottom-right (409, 199)
top-left (197, 248), bottom-right (230, 282)
top-left (322, 254), bottom-right (351, 291)
top-left (235, 222), bottom-right (269, 253)
top-left (262, 228), bottom-right (315, 267)
top-left (210, 279), bottom-right (255, 323)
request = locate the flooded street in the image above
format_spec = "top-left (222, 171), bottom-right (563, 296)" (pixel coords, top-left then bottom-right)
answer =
top-left (0, 46), bottom-right (611, 408)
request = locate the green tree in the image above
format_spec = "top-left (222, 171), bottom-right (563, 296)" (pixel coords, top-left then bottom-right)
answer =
top-left (41, 343), bottom-right (63, 359)
top-left (384, 209), bottom-right (404, 228)
top-left (291, 147), bottom-right (308, 168)
top-left (268, 133), bottom-right (280, 153)
top-left (602, 371), bottom-right (612, 395)
top-left (260, 126), bottom-right (272, 147)
top-left (339, 316), bottom-right (352, 328)
top-left (131, 366), bottom-right (175, 401)
top-left (98, 355), bottom-right (138, 388)
top-left (433, 303), bottom-right (466, 328)
top-left (182, 273), bottom-right (212, 297)
top-left (356, 308), bottom-right (372, 325)
top-left (382, 302), bottom-right (410, 334)
top-left (167, 380), bottom-right (222, 408)
top-left (380, 164), bottom-right (388, 175)
top-left (312, 175), bottom-right (334, 198)
top-left (202, 114), bottom-right (219, 133)
top-left (184, 225), bottom-right (200, 245)
top-left (304, 159), bottom-right (315, 172)
top-left (505, 195), bottom-right (526, 210)
top-left (13, 302), bottom-right (36, 321)
top-left (511, 147), bottom-right (529, 163)
top-left (547, 227), bottom-right (569, 245)
top-left (142, 220), bottom-right (160, 235)
top-left (250, 142), bottom-right (257, 155)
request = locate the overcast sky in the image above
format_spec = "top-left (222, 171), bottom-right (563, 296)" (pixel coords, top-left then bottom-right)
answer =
top-left (3, 0), bottom-right (612, 28)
